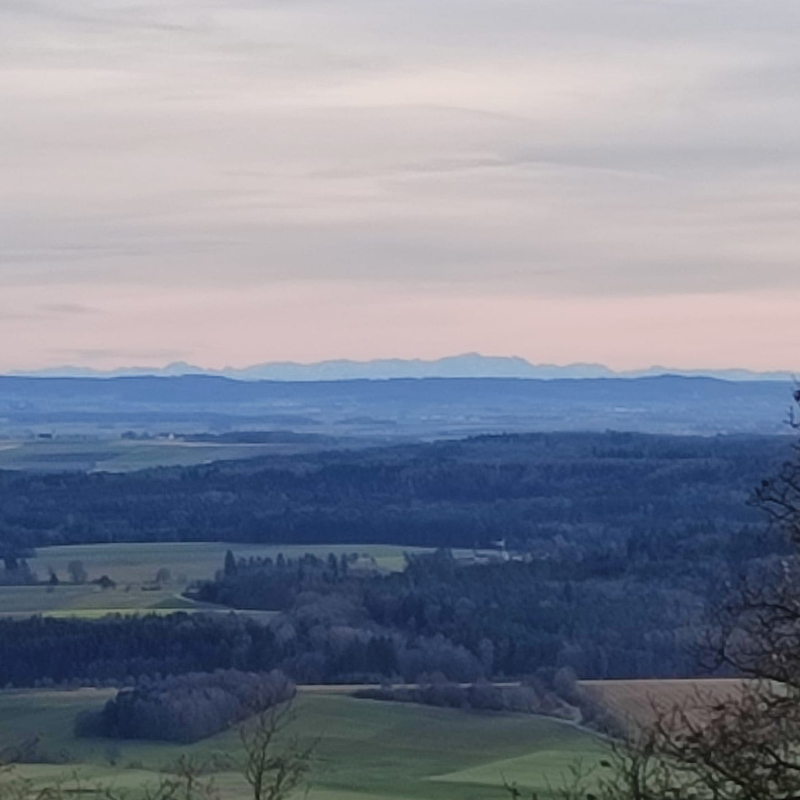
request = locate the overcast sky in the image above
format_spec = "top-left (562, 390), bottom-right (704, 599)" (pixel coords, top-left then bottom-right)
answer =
top-left (3, 0), bottom-right (800, 371)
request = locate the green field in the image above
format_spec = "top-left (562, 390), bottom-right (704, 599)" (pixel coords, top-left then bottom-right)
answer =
top-left (0, 439), bottom-right (345, 473)
top-left (0, 540), bottom-right (607, 798)
top-left (0, 689), bottom-right (605, 800)
top-left (0, 584), bottom-right (206, 618)
top-left (2, 542), bottom-right (433, 618)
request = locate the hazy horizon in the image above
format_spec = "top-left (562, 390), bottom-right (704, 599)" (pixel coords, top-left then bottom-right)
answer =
top-left (4, 0), bottom-right (800, 372)
top-left (8, 351), bottom-right (800, 380)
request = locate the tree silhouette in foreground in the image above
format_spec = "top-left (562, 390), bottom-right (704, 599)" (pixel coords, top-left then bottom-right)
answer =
top-left (563, 391), bottom-right (800, 799)
top-left (240, 699), bottom-right (315, 800)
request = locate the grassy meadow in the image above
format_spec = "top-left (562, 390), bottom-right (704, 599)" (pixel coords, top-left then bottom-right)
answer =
top-left (0, 540), bottom-right (642, 800)
top-left (0, 689), bottom-right (606, 800)
top-left (0, 438), bottom-right (348, 473)
top-left (2, 542), bottom-right (434, 618)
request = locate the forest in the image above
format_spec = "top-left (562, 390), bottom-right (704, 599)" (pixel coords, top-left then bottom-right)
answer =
top-left (0, 525), bottom-right (784, 689)
top-left (0, 431), bottom-right (795, 689)
top-left (75, 670), bottom-right (294, 743)
top-left (0, 431), bottom-right (790, 559)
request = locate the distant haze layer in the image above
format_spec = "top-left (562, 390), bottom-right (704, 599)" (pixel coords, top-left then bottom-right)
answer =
top-left (3, 1), bottom-right (800, 371)
top-left (13, 353), bottom-right (799, 382)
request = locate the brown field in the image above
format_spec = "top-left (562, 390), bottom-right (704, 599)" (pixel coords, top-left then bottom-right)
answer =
top-left (580, 679), bottom-right (746, 730)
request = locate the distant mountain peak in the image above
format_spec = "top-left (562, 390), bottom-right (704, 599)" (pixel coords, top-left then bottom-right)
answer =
top-left (8, 354), bottom-right (796, 382)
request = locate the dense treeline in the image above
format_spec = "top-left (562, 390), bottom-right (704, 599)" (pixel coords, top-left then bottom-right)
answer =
top-left (0, 615), bottom-right (280, 686)
top-left (0, 533), bottom-right (783, 687)
top-left (76, 670), bottom-right (293, 743)
top-left (0, 604), bottom-right (480, 688)
top-left (0, 432), bottom-right (794, 688)
top-left (0, 432), bottom-right (790, 558)
top-left (363, 551), bottom-right (700, 679)
top-left (197, 548), bottom-right (705, 680)
top-left (352, 677), bottom-right (575, 718)
top-left (1, 500), bottom-right (792, 689)
top-left (351, 670), bottom-right (623, 733)
top-left (197, 551), bottom-right (360, 611)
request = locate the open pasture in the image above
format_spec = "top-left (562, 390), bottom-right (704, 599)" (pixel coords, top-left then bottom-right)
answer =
top-left (0, 679), bottom-right (756, 800)
top-left (0, 584), bottom-right (200, 619)
top-left (0, 438), bottom-right (345, 473)
top-left (0, 689), bottom-right (605, 800)
top-left (1, 542), bottom-right (430, 618)
top-left (29, 542), bottom-right (423, 584)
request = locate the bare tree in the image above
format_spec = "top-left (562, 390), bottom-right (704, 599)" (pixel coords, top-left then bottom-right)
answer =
top-left (580, 391), bottom-right (800, 800)
top-left (142, 757), bottom-right (219, 800)
top-left (67, 560), bottom-right (87, 585)
top-left (1, 699), bottom-right (313, 800)
top-left (239, 700), bottom-right (315, 800)
top-left (502, 392), bottom-right (800, 800)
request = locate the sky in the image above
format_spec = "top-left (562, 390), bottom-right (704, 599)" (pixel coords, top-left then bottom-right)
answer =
top-left (3, 0), bottom-right (800, 372)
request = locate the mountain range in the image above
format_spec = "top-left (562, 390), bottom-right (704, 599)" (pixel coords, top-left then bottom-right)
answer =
top-left (11, 353), bottom-right (797, 382)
